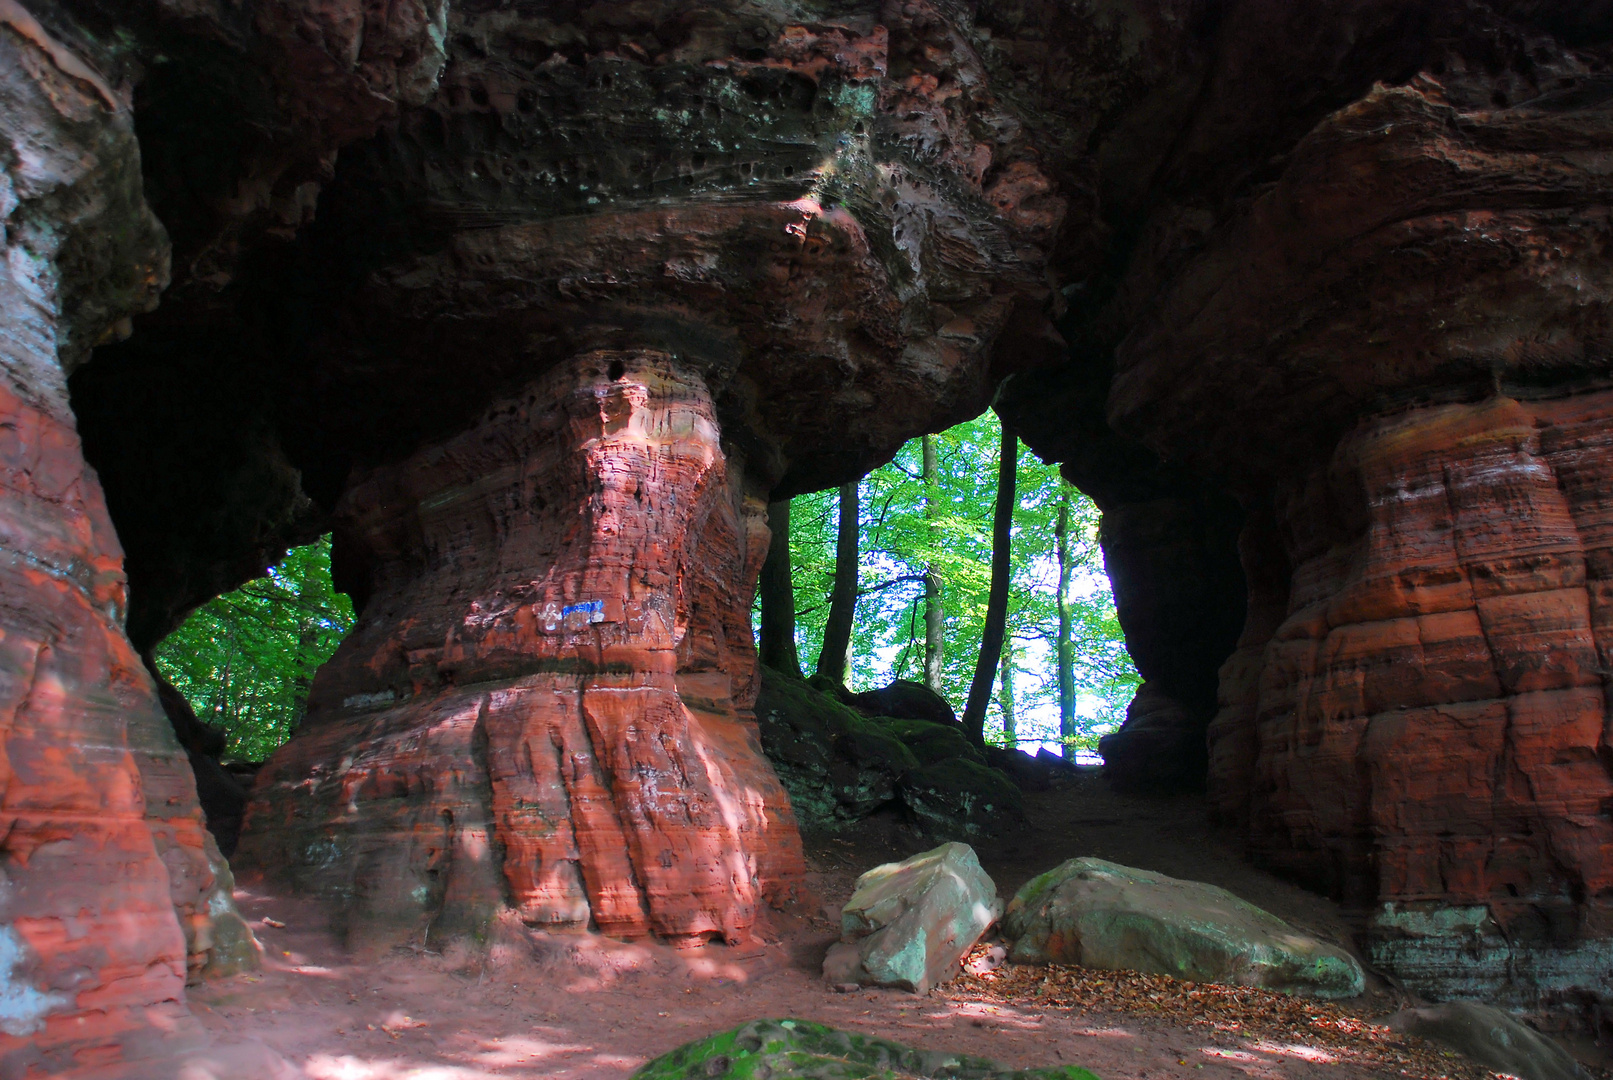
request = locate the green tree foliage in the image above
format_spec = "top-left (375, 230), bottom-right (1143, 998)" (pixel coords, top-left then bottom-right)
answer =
top-left (154, 536), bottom-right (353, 761)
top-left (785, 412), bottom-right (1138, 752)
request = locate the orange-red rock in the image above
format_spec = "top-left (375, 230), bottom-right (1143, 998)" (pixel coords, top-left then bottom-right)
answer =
top-left (1211, 397), bottom-right (1613, 1003)
top-left (0, 9), bottom-right (258, 1073)
top-left (239, 354), bottom-right (806, 946)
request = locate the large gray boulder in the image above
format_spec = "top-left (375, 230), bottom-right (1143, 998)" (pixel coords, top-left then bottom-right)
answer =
top-left (1002, 857), bottom-right (1364, 998)
top-left (1387, 1003), bottom-right (1588, 1080)
top-left (823, 843), bottom-right (1001, 993)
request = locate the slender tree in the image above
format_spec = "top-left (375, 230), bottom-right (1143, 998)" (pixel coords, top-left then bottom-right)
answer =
top-left (1055, 488), bottom-right (1077, 756)
top-left (922, 434), bottom-right (945, 693)
top-left (758, 499), bottom-right (802, 677)
top-left (998, 640), bottom-right (1017, 747)
top-left (961, 419), bottom-right (1018, 745)
top-left (815, 482), bottom-right (860, 684)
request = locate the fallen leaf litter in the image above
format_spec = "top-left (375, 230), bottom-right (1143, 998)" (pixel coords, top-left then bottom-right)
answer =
top-left (942, 943), bottom-right (1506, 1080)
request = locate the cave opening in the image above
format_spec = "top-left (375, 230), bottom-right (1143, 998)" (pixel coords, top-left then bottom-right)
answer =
top-left (8, 0), bottom-right (1613, 1071)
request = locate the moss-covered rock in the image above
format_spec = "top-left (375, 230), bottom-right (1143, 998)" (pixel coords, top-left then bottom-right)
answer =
top-left (755, 668), bottom-right (1022, 839)
top-left (901, 759), bottom-right (1024, 838)
top-left (1002, 858), bottom-right (1365, 999)
top-left (755, 669), bottom-right (918, 830)
top-left (879, 717), bottom-right (985, 766)
top-left (633, 1018), bottom-right (1100, 1080)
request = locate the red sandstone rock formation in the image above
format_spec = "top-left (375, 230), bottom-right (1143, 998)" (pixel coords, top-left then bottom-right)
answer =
top-left (242, 354), bottom-right (805, 946)
top-left (14, 0), bottom-right (1613, 1056)
top-left (219, 0), bottom-right (1064, 949)
top-left (1220, 395), bottom-right (1613, 1002)
top-left (1097, 39), bottom-right (1613, 1008)
top-left (995, 0), bottom-right (1613, 1012)
top-left (0, 5), bottom-right (257, 1073)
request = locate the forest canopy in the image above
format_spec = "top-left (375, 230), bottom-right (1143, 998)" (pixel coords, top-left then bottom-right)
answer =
top-left (155, 414), bottom-right (1136, 761)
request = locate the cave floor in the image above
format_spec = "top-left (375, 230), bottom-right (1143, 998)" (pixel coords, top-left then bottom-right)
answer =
top-left (184, 770), bottom-right (1547, 1079)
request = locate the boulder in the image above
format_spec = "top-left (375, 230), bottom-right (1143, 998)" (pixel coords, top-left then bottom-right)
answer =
top-left (755, 668), bottom-right (919, 829)
top-left (756, 671), bottom-right (1022, 838)
top-left (1002, 858), bottom-right (1364, 999)
top-left (823, 843), bottom-right (1002, 993)
top-left (633, 1018), bottom-right (1098, 1080)
top-left (850, 680), bottom-right (960, 727)
top-left (1386, 1003), bottom-right (1588, 1080)
top-left (880, 717), bottom-right (984, 766)
top-left (901, 760), bottom-right (1025, 839)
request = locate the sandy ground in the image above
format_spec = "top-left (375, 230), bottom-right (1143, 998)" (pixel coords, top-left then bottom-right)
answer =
top-left (173, 769), bottom-right (1576, 1079)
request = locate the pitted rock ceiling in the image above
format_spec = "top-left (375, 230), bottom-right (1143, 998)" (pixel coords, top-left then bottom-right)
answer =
top-left (4, 0), bottom-right (1613, 1071)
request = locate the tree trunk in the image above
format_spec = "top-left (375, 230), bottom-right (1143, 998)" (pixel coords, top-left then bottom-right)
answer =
top-left (1055, 488), bottom-right (1076, 758)
top-left (961, 419), bottom-right (1017, 746)
top-left (922, 434), bottom-right (945, 693)
top-left (998, 641), bottom-right (1016, 747)
top-left (758, 500), bottom-right (802, 677)
top-left (815, 482), bottom-right (860, 685)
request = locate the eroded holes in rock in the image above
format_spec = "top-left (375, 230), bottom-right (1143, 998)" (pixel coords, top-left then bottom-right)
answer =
top-left (470, 85), bottom-right (490, 108)
top-left (608, 359), bottom-right (626, 381)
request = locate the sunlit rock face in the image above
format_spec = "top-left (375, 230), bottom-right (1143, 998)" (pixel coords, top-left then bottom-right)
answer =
top-left (241, 354), bottom-right (806, 946)
top-left (0, 7), bottom-right (258, 1074)
top-left (221, 0), bottom-right (1064, 946)
top-left (1099, 51), bottom-right (1613, 1009)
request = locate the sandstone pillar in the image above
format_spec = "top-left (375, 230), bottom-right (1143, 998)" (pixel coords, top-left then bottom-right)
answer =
top-left (0, 8), bottom-right (257, 1073)
top-left (238, 352), bottom-right (805, 947)
top-left (1236, 395), bottom-right (1613, 1005)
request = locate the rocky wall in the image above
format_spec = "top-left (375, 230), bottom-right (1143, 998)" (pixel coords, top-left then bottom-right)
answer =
top-left (1098, 21), bottom-right (1613, 1009)
top-left (0, 4), bottom-right (256, 1073)
top-left (1221, 395), bottom-right (1613, 1007)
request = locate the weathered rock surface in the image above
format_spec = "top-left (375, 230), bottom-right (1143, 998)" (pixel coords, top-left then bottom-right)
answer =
top-left (825, 843), bottom-right (1002, 993)
top-left (1002, 859), bottom-right (1364, 999)
top-left (849, 679), bottom-right (959, 727)
top-left (997, 0), bottom-right (1613, 1014)
top-left (0, 5), bottom-right (257, 1072)
top-left (755, 668), bottom-right (1022, 838)
top-left (241, 354), bottom-right (806, 947)
top-left (15, 0), bottom-right (1613, 1049)
top-left (633, 1018), bottom-right (1099, 1080)
top-left (1386, 1002), bottom-right (1588, 1080)
top-left (1213, 397), bottom-right (1613, 1006)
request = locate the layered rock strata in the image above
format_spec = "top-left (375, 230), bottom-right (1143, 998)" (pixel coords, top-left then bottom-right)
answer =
top-left (1103, 62), bottom-right (1613, 1009)
top-left (1217, 396), bottom-right (1613, 1005)
top-left (241, 353), bottom-right (806, 946)
top-left (223, 1), bottom-right (1062, 948)
top-left (0, 6), bottom-right (256, 1073)
top-left (26, 0), bottom-right (1613, 1041)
